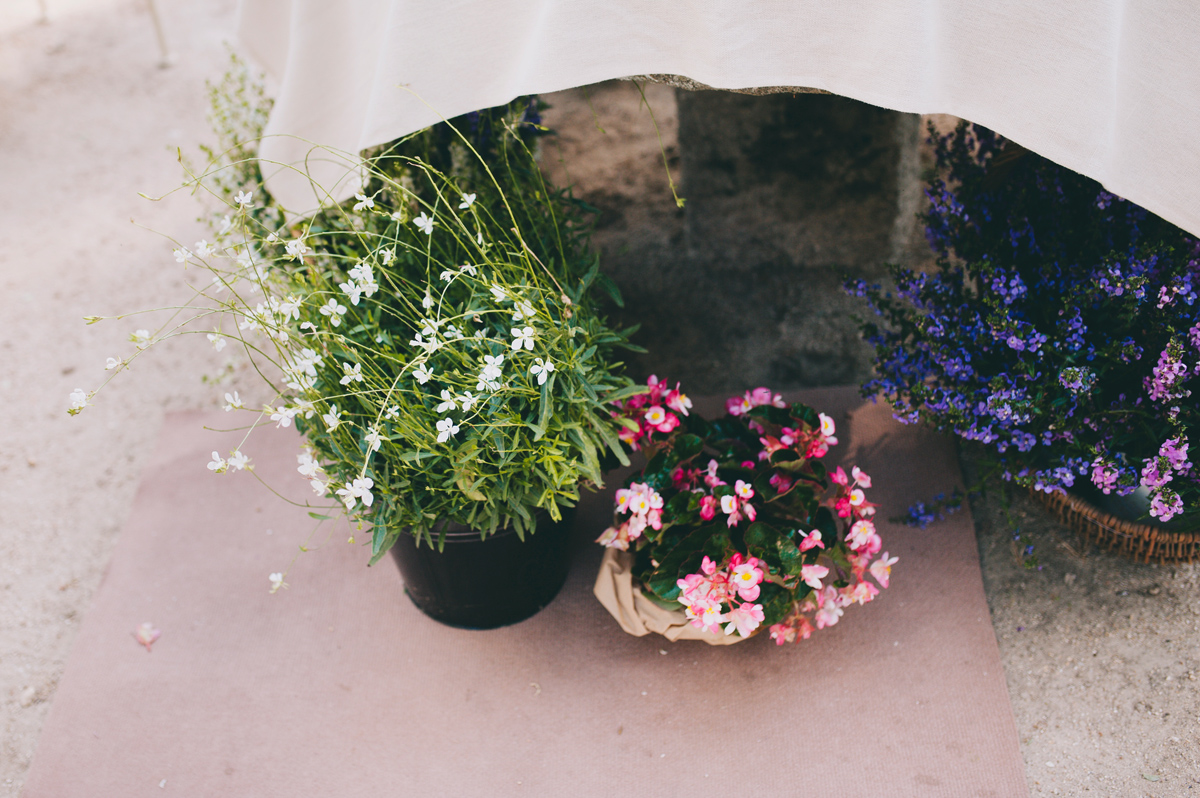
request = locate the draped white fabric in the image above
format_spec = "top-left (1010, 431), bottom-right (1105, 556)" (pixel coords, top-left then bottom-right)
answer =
top-left (237, 0), bottom-right (1200, 238)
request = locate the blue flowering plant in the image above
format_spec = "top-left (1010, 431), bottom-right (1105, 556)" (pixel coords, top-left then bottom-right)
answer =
top-left (850, 121), bottom-right (1200, 529)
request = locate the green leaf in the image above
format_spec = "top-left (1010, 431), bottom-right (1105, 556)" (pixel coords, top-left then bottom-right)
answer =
top-left (595, 273), bottom-right (624, 307)
top-left (602, 384), bottom-right (652, 404)
top-left (368, 525), bottom-right (400, 565)
top-left (307, 512), bottom-right (333, 520)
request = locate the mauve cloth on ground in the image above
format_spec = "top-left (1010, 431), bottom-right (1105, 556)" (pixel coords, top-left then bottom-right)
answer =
top-left (22, 387), bottom-right (1028, 797)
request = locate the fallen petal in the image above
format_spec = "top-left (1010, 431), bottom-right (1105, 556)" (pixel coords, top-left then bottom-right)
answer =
top-left (134, 622), bottom-right (161, 652)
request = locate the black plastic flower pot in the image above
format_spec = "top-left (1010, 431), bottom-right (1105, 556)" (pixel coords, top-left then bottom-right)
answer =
top-left (390, 508), bottom-right (575, 629)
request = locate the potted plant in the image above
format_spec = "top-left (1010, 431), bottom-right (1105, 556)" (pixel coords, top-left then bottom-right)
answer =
top-left (593, 380), bottom-right (896, 645)
top-left (73, 58), bottom-right (640, 628)
top-left (849, 121), bottom-right (1200, 560)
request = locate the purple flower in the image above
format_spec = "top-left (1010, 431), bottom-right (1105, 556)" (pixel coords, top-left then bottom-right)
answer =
top-left (1150, 488), bottom-right (1183, 521)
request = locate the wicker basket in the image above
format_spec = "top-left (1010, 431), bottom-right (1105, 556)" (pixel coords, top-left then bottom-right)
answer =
top-left (1033, 489), bottom-right (1200, 564)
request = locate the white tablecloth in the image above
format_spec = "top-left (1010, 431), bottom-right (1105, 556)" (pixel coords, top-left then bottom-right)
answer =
top-left (238, 0), bottom-right (1200, 239)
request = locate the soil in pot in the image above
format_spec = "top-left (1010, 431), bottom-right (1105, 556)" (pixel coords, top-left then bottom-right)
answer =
top-left (390, 507), bottom-right (576, 629)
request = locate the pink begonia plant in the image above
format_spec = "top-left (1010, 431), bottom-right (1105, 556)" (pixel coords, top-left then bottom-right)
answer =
top-left (599, 382), bottom-right (896, 645)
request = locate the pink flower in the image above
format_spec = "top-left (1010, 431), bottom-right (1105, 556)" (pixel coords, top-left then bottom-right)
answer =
top-left (842, 581), bottom-right (879, 605)
top-left (769, 473), bottom-right (794, 494)
top-left (851, 466), bottom-right (872, 488)
top-left (703, 459), bottom-right (726, 488)
top-left (699, 495), bottom-right (718, 520)
top-left (801, 563), bottom-right (829, 591)
top-left (665, 388), bottom-right (692, 416)
top-left (818, 412), bottom-right (837, 439)
top-left (769, 623), bottom-right (795, 645)
top-left (799, 529), bottom-right (824, 551)
top-left (724, 602), bottom-right (765, 637)
top-left (870, 552), bottom-right (898, 588)
top-left (675, 573), bottom-right (708, 604)
top-left (731, 560), bottom-right (764, 599)
top-left (686, 598), bottom-right (727, 634)
top-left (734, 480), bottom-right (754, 499)
top-left (700, 556), bottom-right (718, 576)
top-left (847, 519), bottom-right (877, 551)
top-left (726, 395), bottom-right (751, 416)
top-left (849, 488), bottom-right (865, 506)
top-left (596, 523), bottom-right (629, 550)
top-left (815, 600), bottom-right (843, 629)
top-left (618, 425), bottom-right (642, 449)
top-left (831, 466), bottom-right (849, 486)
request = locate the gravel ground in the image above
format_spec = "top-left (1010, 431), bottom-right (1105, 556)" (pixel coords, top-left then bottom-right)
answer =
top-left (1, 4), bottom-right (1197, 796)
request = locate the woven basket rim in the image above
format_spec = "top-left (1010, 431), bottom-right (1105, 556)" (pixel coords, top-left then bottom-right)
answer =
top-left (1032, 487), bottom-right (1200, 564)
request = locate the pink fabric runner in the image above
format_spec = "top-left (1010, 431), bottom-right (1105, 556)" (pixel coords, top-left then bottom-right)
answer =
top-left (24, 388), bottom-right (1027, 796)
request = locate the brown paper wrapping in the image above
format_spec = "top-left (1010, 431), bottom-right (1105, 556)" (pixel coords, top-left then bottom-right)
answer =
top-left (592, 548), bottom-right (749, 645)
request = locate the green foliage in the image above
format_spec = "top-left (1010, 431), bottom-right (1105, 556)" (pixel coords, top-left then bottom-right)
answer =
top-left (178, 55), bottom-right (636, 558)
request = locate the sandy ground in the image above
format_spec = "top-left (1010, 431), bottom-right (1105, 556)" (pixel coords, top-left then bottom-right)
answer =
top-left (0, 3), bottom-right (1197, 796)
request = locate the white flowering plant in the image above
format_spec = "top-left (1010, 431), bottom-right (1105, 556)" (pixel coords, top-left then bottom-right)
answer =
top-left (598, 382), bottom-right (896, 644)
top-left (78, 58), bottom-right (640, 564)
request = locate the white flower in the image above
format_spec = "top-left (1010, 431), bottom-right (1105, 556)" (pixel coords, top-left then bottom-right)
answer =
top-left (530, 358), bottom-right (555, 385)
top-left (422, 290), bottom-right (434, 310)
top-left (353, 192), bottom-right (375, 211)
top-left (285, 238), bottom-right (310, 260)
top-left (131, 329), bottom-right (152, 350)
top-left (440, 270), bottom-right (455, 282)
top-left (322, 405), bottom-right (342, 432)
top-left (458, 192), bottom-right (476, 209)
top-left (269, 405), bottom-right (296, 428)
top-left (459, 391), bottom-right (477, 412)
top-left (268, 572), bottom-right (286, 593)
top-left (297, 452), bottom-right (324, 478)
top-left (477, 353), bottom-right (505, 392)
top-left (223, 391), bottom-right (243, 412)
top-left (339, 280), bottom-right (363, 306)
top-left (460, 263), bottom-right (478, 276)
top-left (384, 405), bottom-right (400, 421)
top-left (194, 239), bottom-right (215, 257)
top-left (173, 246), bottom-right (192, 263)
top-left (512, 300), bottom-right (535, 321)
top-left (340, 362), bottom-right (363, 385)
top-left (299, 321), bottom-right (317, 333)
top-left (207, 332), bottom-right (225, 352)
top-left (266, 232), bottom-right (280, 244)
top-left (227, 450), bottom-right (250, 471)
top-left (476, 231), bottom-right (484, 246)
top-left (365, 427), bottom-right (383, 452)
top-left (207, 451), bottom-right (227, 473)
top-left (294, 348), bottom-right (323, 377)
top-left (336, 477), bottom-right (375, 510)
top-left (218, 215), bottom-right (234, 236)
top-left (104, 357), bottom-right (121, 371)
top-left (489, 284), bottom-right (507, 302)
top-left (435, 389), bottom-right (457, 413)
top-left (413, 365), bottom-right (433, 384)
top-left (234, 190), bottom-right (254, 209)
top-left (413, 212), bottom-right (435, 235)
top-left (293, 399), bottom-right (316, 419)
top-left (380, 248), bottom-right (396, 266)
top-left (277, 295), bottom-right (302, 320)
top-left (436, 417), bottom-right (461, 443)
top-left (349, 263), bottom-right (378, 298)
top-left (66, 388), bottom-right (89, 415)
top-left (310, 478), bottom-right (328, 496)
top-left (318, 298), bottom-right (347, 326)
top-left (511, 326), bottom-right (535, 351)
